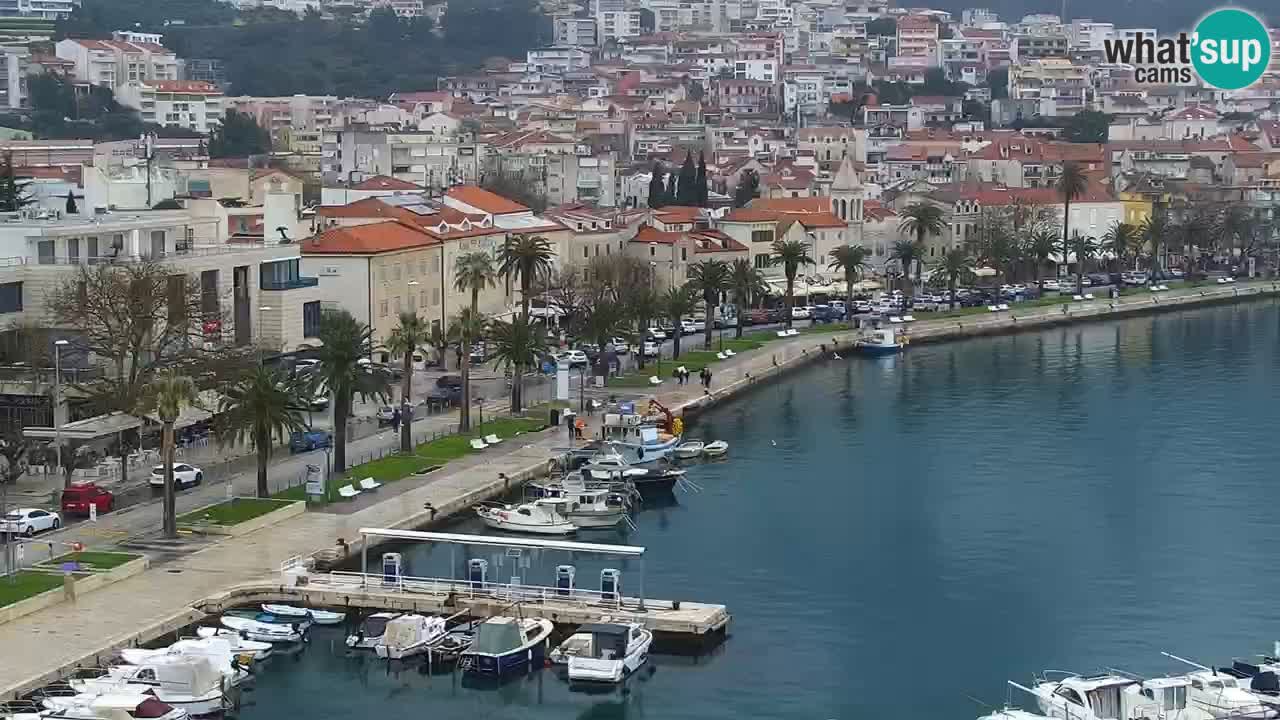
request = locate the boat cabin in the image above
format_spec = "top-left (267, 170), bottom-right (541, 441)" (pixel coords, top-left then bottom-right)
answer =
top-left (48, 695), bottom-right (183, 720)
top-left (1048, 674), bottom-right (1141, 720)
top-left (470, 617), bottom-right (529, 655)
top-left (576, 623), bottom-right (639, 660)
top-left (865, 328), bottom-right (896, 347)
top-left (1136, 677), bottom-right (1189, 714)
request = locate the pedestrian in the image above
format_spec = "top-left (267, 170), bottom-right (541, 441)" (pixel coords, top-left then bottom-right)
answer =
top-left (391, 407), bottom-right (401, 434)
top-left (672, 367), bottom-right (681, 384)
top-left (706, 368), bottom-right (713, 389)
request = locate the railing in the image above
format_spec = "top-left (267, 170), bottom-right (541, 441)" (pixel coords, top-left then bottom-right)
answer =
top-left (0, 364), bottom-right (103, 383)
top-left (260, 276), bottom-right (319, 291)
top-left (315, 571), bottom-right (654, 611)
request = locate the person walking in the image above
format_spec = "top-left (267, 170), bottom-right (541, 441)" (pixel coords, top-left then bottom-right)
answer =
top-left (391, 407), bottom-right (402, 434)
top-left (705, 368), bottom-right (713, 389)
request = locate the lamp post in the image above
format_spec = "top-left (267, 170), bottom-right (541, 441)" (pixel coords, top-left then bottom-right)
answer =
top-left (53, 339), bottom-right (68, 484)
top-left (257, 305), bottom-right (271, 365)
top-left (474, 397), bottom-right (484, 433)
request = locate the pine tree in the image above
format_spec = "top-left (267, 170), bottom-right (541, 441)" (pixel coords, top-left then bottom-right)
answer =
top-left (65, 191), bottom-right (77, 215)
top-left (676, 152), bottom-right (697, 205)
top-left (733, 170), bottom-right (759, 208)
top-left (695, 152), bottom-right (709, 207)
top-left (0, 153), bottom-right (32, 213)
top-left (647, 162), bottom-right (666, 209)
top-left (665, 171), bottom-right (677, 205)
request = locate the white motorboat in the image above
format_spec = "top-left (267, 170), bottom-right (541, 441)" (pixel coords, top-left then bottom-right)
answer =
top-left (41, 694), bottom-right (188, 720)
top-left (563, 488), bottom-right (629, 529)
top-left (260, 604), bottom-right (346, 625)
top-left (673, 441), bottom-right (705, 459)
top-left (702, 440), bottom-right (728, 457)
top-left (193, 627), bottom-right (272, 660)
top-left (345, 612), bottom-right (399, 650)
top-left (70, 658), bottom-right (238, 717)
top-left (119, 636), bottom-right (260, 669)
top-left (552, 622), bottom-right (652, 684)
top-left (475, 499), bottom-right (577, 535)
top-left (373, 615), bottom-right (448, 660)
top-left (219, 615), bottom-right (305, 643)
top-left (1028, 670), bottom-right (1274, 720)
top-left (856, 328), bottom-right (902, 355)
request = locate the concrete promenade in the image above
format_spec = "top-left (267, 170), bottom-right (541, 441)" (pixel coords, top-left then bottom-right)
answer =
top-left (0, 278), bottom-right (1275, 699)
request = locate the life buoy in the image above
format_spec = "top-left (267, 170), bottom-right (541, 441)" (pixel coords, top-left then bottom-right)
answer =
top-left (672, 418), bottom-right (684, 436)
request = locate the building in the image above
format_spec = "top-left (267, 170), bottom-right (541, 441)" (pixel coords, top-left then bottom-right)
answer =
top-left (321, 129), bottom-right (485, 190)
top-left (526, 46), bottom-right (592, 74)
top-left (0, 0), bottom-right (75, 20)
top-left (55, 35), bottom-right (179, 89)
top-left (1, 45), bottom-right (27, 109)
top-left (1007, 58), bottom-right (1091, 116)
top-left (896, 15), bottom-right (939, 64)
top-left (115, 80), bottom-right (224, 133)
top-left (223, 95), bottom-right (340, 148)
top-left (545, 152), bottom-right (618, 207)
top-left (713, 78), bottom-right (778, 117)
top-left (1011, 33), bottom-right (1069, 62)
top-left (597, 9), bottom-right (641, 42)
top-left (554, 16), bottom-right (598, 47)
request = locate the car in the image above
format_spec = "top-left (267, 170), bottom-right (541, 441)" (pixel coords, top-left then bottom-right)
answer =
top-left (747, 308), bottom-right (770, 325)
top-left (791, 306), bottom-right (812, 320)
top-left (149, 463), bottom-right (203, 489)
top-left (554, 350), bottom-right (589, 368)
top-left (0, 508), bottom-right (60, 536)
top-left (289, 428), bottom-right (333, 453)
top-left (609, 337), bottom-right (629, 354)
top-left (853, 301), bottom-right (874, 314)
top-left (426, 385), bottom-right (462, 406)
top-left (287, 388), bottom-right (329, 411)
top-left (375, 406), bottom-right (397, 424)
top-left (1042, 279), bottom-right (1061, 291)
top-left (436, 374), bottom-right (464, 390)
top-left (61, 483), bottom-right (114, 516)
top-left (688, 318), bottom-right (706, 333)
top-left (640, 341), bottom-right (660, 357)
top-left (646, 327), bottom-right (667, 341)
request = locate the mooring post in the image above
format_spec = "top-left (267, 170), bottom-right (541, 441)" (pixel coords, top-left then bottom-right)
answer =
top-left (637, 554), bottom-right (646, 612)
top-left (361, 534), bottom-right (368, 588)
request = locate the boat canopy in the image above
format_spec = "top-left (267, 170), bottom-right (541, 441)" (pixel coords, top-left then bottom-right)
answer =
top-left (471, 618), bottom-right (523, 655)
top-left (579, 623), bottom-right (629, 658)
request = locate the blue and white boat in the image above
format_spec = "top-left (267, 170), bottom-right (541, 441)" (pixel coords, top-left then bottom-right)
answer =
top-left (600, 425), bottom-right (681, 464)
top-left (855, 328), bottom-right (903, 355)
top-left (460, 616), bottom-right (554, 680)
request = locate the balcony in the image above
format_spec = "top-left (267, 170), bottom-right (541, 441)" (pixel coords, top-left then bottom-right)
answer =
top-left (261, 276), bottom-right (319, 291)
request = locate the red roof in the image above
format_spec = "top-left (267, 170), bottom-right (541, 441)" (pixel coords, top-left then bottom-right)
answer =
top-left (352, 175), bottom-right (422, 191)
top-left (721, 208), bottom-right (779, 223)
top-left (144, 80), bottom-right (220, 95)
top-left (954, 181), bottom-right (1113, 205)
top-left (795, 212), bottom-right (846, 229)
top-left (691, 229), bottom-right (748, 253)
top-left (750, 197), bottom-right (830, 212)
top-left (655, 205), bottom-right (705, 223)
top-left (632, 225), bottom-right (684, 244)
top-left (445, 185), bottom-right (528, 215)
top-left (303, 221), bottom-right (440, 255)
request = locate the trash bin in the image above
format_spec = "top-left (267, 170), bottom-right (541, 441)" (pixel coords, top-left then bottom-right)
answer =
top-left (550, 408), bottom-right (561, 427)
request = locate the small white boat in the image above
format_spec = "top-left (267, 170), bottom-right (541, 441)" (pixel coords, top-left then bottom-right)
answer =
top-left (373, 615), bottom-right (448, 660)
top-left (194, 627), bottom-right (272, 660)
top-left (40, 693), bottom-right (189, 720)
top-left (70, 657), bottom-right (239, 717)
top-left (119, 635), bottom-right (263, 667)
top-left (673, 441), bottom-right (705, 459)
top-left (219, 615), bottom-right (305, 643)
top-left (856, 328), bottom-right (902, 355)
top-left (556, 481), bottom-right (629, 529)
top-left (475, 499), bottom-right (577, 535)
top-left (557, 622), bottom-right (653, 684)
top-left (702, 440), bottom-right (728, 457)
top-left (345, 612), bottom-right (399, 650)
top-left (260, 604), bottom-right (346, 625)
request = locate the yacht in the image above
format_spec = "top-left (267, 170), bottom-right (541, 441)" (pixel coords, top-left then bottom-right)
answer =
top-left (550, 623), bottom-right (652, 684)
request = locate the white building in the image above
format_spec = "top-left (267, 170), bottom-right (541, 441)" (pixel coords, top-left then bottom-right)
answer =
top-left (545, 152), bottom-right (618, 207)
top-left (115, 80), bottom-right (224, 134)
top-left (0, 0), bottom-right (75, 20)
top-left (554, 16), bottom-right (598, 47)
top-left (1, 46), bottom-right (28, 110)
top-left (597, 9), bottom-right (641, 42)
top-left (526, 46), bottom-right (592, 74)
top-left (55, 36), bottom-right (179, 89)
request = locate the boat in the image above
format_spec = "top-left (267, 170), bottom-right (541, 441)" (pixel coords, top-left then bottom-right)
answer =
top-left (119, 636), bottom-right (260, 669)
top-left (537, 476), bottom-right (630, 529)
top-left (459, 616), bottom-right (554, 680)
top-left (855, 328), bottom-right (902, 355)
top-left (1028, 670), bottom-right (1275, 720)
top-left (578, 463), bottom-right (682, 498)
top-left (345, 612), bottom-right (399, 650)
top-left (260, 604), bottom-right (346, 625)
top-left (39, 694), bottom-right (188, 720)
top-left (475, 499), bottom-right (577, 535)
top-left (702, 441), bottom-right (728, 458)
top-left (373, 615), bottom-right (448, 660)
top-left (673, 441), bottom-right (705, 459)
top-left (193, 627), bottom-right (272, 660)
top-left (219, 615), bottom-right (305, 643)
top-left (551, 623), bottom-right (652, 684)
top-left (69, 658), bottom-right (239, 717)
top-left (600, 422), bottom-right (681, 464)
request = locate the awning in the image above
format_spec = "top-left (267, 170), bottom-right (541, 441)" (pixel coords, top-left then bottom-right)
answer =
top-left (23, 412), bottom-right (142, 441)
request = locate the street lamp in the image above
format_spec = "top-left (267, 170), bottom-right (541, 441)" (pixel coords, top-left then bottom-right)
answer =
top-left (53, 339), bottom-right (69, 480)
top-left (474, 396), bottom-right (484, 432)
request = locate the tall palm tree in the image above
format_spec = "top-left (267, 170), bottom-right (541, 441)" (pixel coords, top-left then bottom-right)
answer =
top-left (897, 202), bottom-right (947, 298)
top-left (1027, 225), bottom-right (1060, 291)
top-left (385, 312), bottom-right (430, 449)
top-left (216, 366), bottom-right (307, 498)
top-left (686, 259), bottom-right (731, 348)
top-left (1072, 232), bottom-right (1099, 277)
top-left (447, 307), bottom-right (490, 412)
top-left (770, 239), bottom-right (814, 327)
top-left (139, 371), bottom-right (198, 539)
top-left (453, 251), bottom-right (496, 431)
top-left (488, 315), bottom-right (547, 413)
top-left (1055, 162), bottom-right (1089, 294)
top-left (497, 235), bottom-right (553, 412)
top-left (889, 239), bottom-right (924, 307)
top-left (1102, 221), bottom-right (1138, 274)
top-left (828, 245), bottom-right (870, 313)
top-left (930, 248), bottom-right (977, 309)
top-left (627, 286), bottom-right (660, 369)
top-left (314, 310), bottom-right (389, 472)
top-left (729, 258), bottom-right (768, 339)
top-left (1139, 212), bottom-right (1170, 283)
top-left (662, 286), bottom-right (697, 359)
top-left (1214, 206), bottom-right (1253, 266)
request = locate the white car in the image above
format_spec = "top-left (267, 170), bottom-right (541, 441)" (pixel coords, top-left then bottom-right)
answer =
top-left (609, 337), bottom-right (629, 354)
top-left (679, 320), bottom-right (698, 335)
top-left (149, 463), bottom-right (204, 489)
top-left (555, 350), bottom-right (589, 368)
top-left (646, 327), bottom-right (667, 341)
top-left (791, 306), bottom-right (812, 320)
top-left (1042, 279), bottom-right (1061, 291)
top-left (640, 341), bottom-right (660, 357)
top-left (1, 508), bottom-right (60, 536)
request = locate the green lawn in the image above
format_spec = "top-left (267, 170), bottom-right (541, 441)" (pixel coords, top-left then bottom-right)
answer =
top-left (44, 551), bottom-right (139, 570)
top-left (277, 416), bottom-right (547, 501)
top-left (0, 571), bottom-right (65, 607)
top-left (177, 497), bottom-right (294, 526)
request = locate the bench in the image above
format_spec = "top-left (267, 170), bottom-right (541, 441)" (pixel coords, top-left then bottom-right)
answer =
top-left (648, 376), bottom-right (663, 385)
top-left (996, 304), bottom-right (1009, 311)
top-left (715, 352), bottom-right (727, 360)
top-left (902, 314), bottom-right (917, 322)
top-left (338, 484), bottom-right (360, 499)
top-left (359, 477), bottom-right (381, 491)
top-left (1072, 294), bottom-right (1085, 301)
top-left (484, 434), bottom-right (502, 445)
top-left (775, 330), bottom-right (788, 338)
top-left (987, 305), bottom-right (1000, 312)
top-left (469, 438), bottom-right (488, 451)
top-left (724, 349), bottom-right (736, 357)
top-left (888, 316), bottom-right (903, 324)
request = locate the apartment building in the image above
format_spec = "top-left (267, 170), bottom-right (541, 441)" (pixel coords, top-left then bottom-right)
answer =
top-left (55, 35), bottom-right (179, 88)
top-left (1011, 33), bottom-right (1069, 62)
top-left (1, 46), bottom-right (27, 110)
top-left (597, 9), bottom-right (641, 42)
top-left (0, 0), bottom-right (75, 20)
top-left (321, 129), bottom-right (485, 190)
top-left (115, 80), bottom-right (224, 133)
top-left (526, 46), bottom-right (592, 74)
top-left (545, 152), bottom-right (618, 207)
top-left (713, 78), bottom-right (778, 116)
top-left (554, 16), bottom-right (598, 47)
top-left (896, 15), bottom-right (939, 64)
top-left (223, 95), bottom-right (340, 149)
top-left (1007, 58), bottom-right (1091, 116)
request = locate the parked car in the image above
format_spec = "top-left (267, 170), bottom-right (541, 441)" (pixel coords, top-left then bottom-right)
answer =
top-left (646, 327), bottom-right (667, 341)
top-left (375, 406), bottom-right (397, 424)
top-left (61, 483), bottom-right (114, 516)
top-left (1041, 279), bottom-right (1061, 291)
top-left (641, 341), bottom-right (660, 357)
top-left (747, 308), bottom-right (771, 325)
top-left (290, 429), bottom-right (333, 453)
top-left (426, 385), bottom-right (462, 406)
top-left (287, 388), bottom-right (329, 411)
top-left (437, 375), bottom-right (464, 390)
top-left (609, 337), bottom-right (630, 354)
top-left (0, 508), bottom-right (60, 536)
top-left (149, 463), bottom-right (203, 488)
top-left (791, 306), bottom-right (812, 320)
top-left (554, 350), bottom-right (589, 368)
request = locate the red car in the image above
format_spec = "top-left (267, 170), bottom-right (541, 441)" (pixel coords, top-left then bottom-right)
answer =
top-left (60, 483), bottom-right (114, 516)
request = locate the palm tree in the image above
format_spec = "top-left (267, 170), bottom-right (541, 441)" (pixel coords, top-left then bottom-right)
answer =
top-left (427, 321), bottom-right (449, 367)
top-left (1102, 221), bottom-right (1138, 274)
top-left (976, 223), bottom-right (1019, 296)
top-left (628, 286), bottom-right (660, 369)
top-left (889, 239), bottom-right (924, 307)
top-left (1214, 206), bottom-right (1253, 266)
top-left (385, 312), bottom-right (430, 449)
top-left (1139, 212), bottom-right (1170, 283)
top-left (488, 315), bottom-right (547, 414)
top-left (930, 248), bottom-right (977, 309)
top-left (447, 307), bottom-right (490, 412)
top-left (1072, 232), bottom-right (1099, 277)
top-left (686, 259), bottom-right (731, 348)
top-left (770, 239), bottom-right (814, 327)
top-left (216, 366), bottom-right (307, 498)
top-left (662, 286), bottom-right (698, 359)
top-left (497, 235), bottom-right (553, 412)
top-left (1027, 225), bottom-right (1060, 291)
top-left (1055, 162), bottom-right (1089, 294)
top-left (139, 371), bottom-right (198, 538)
top-left (314, 310), bottom-right (389, 472)
top-left (453, 251), bottom-right (496, 431)
top-left (729, 258), bottom-right (768, 339)
top-left (828, 245), bottom-right (870, 314)
top-left (897, 203), bottom-right (947, 299)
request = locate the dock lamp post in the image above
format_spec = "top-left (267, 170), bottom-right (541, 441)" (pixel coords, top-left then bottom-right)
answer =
top-left (53, 339), bottom-right (69, 483)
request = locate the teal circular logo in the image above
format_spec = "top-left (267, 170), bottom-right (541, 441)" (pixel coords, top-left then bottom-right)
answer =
top-left (1192, 8), bottom-right (1271, 90)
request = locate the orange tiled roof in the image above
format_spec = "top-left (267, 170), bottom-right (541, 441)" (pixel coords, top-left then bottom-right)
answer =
top-left (721, 208), bottom-right (780, 223)
top-left (632, 225), bottom-right (684, 244)
top-left (352, 175), bottom-right (423, 191)
top-left (302, 221), bottom-right (440, 255)
top-left (445, 185), bottom-right (528, 215)
top-left (750, 197), bottom-right (830, 213)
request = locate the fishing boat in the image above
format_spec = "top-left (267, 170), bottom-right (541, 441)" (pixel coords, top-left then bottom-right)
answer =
top-left (600, 424), bottom-right (681, 464)
top-left (673, 441), bottom-right (705, 459)
top-left (459, 617), bottom-right (554, 681)
top-left (702, 440), bottom-right (729, 458)
top-left (39, 694), bottom-right (189, 720)
top-left (855, 328), bottom-right (902, 355)
top-left (219, 615), bottom-right (305, 643)
top-left (475, 499), bottom-right (577, 535)
top-left (563, 488), bottom-right (629, 529)
top-left (193, 627), bottom-right (273, 660)
top-left (579, 463), bottom-right (682, 498)
top-left (260, 604), bottom-right (346, 625)
top-left (69, 658), bottom-right (238, 717)
top-left (345, 612), bottom-right (399, 650)
top-left (551, 623), bottom-right (652, 684)
top-left (373, 615), bottom-right (448, 660)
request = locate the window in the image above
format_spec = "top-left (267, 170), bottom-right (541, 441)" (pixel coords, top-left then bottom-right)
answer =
top-left (150, 230), bottom-right (165, 259)
top-left (394, 296), bottom-right (402, 313)
top-left (584, 247), bottom-right (590, 259)
top-left (379, 299), bottom-right (388, 317)
top-left (753, 253), bottom-right (771, 269)
top-left (649, 245), bottom-right (656, 257)
top-left (303, 301), bottom-right (321, 338)
top-left (750, 230), bottom-right (774, 244)
top-left (37, 240), bottom-right (54, 264)
top-left (1053, 688), bottom-right (1085, 707)
top-left (0, 282), bottom-right (21, 313)
top-left (680, 247), bottom-right (687, 261)
top-left (67, 238), bottom-right (80, 263)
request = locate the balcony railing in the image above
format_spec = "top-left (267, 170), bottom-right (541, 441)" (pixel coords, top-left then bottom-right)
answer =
top-left (261, 276), bottom-right (319, 291)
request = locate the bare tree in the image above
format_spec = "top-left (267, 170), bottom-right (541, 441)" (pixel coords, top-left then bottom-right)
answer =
top-left (0, 429), bottom-right (31, 580)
